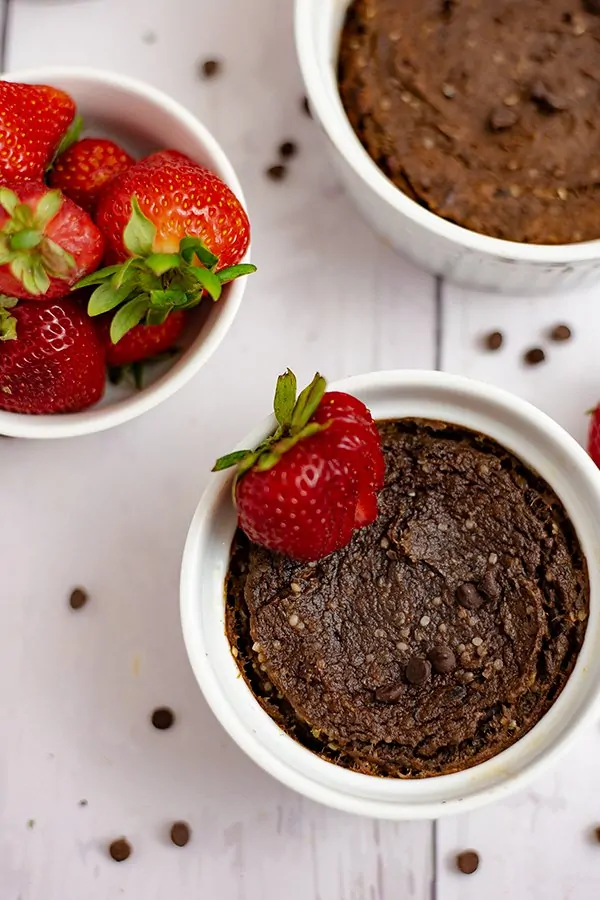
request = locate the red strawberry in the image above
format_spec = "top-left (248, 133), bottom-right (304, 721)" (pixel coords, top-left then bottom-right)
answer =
top-left (49, 138), bottom-right (134, 213)
top-left (77, 150), bottom-right (255, 346)
top-left (96, 309), bottom-right (185, 366)
top-left (0, 297), bottom-right (105, 414)
top-left (588, 406), bottom-right (600, 468)
top-left (0, 183), bottom-right (105, 300)
top-left (213, 371), bottom-right (385, 561)
top-left (0, 82), bottom-right (79, 183)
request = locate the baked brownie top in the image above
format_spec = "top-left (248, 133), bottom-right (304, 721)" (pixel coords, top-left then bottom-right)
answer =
top-left (338, 0), bottom-right (600, 244)
top-left (226, 419), bottom-right (589, 778)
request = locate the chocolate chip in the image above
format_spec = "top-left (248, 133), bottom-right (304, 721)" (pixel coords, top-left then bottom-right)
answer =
top-left (109, 838), bottom-right (132, 862)
top-left (279, 140), bottom-right (298, 160)
top-left (595, 825), bottom-right (600, 842)
top-left (170, 821), bottom-right (191, 847)
top-left (302, 96), bottom-right (312, 118)
top-left (375, 682), bottom-right (403, 703)
top-left (479, 570), bottom-right (500, 600)
top-left (550, 324), bottom-right (572, 342)
top-left (583, 0), bottom-right (600, 13)
top-left (266, 164), bottom-right (287, 181)
top-left (428, 645), bottom-right (456, 674)
top-left (457, 850), bottom-right (479, 874)
top-left (524, 347), bottom-right (546, 366)
top-left (79, 799), bottom-right (88, 807)
top-left (530, 80), bottom-right (567, 113)
top-left (200, 59), bottom-right (221, 79)
top-left (456, 583), bottom-right (484, 610)
top-left (484, 330), bottom-right (503, 351)
top-left (405, 656), bottom-right (431, 685)
top-left (151, 707), bottom-right (175, 730)
top-left (69, 588), bottom-right (88, 610)
top-left (488, 107), bottom-right (519, 131)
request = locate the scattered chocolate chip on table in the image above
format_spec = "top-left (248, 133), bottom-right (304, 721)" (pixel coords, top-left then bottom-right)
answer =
top-left (279, 140), bottom-right (298, 160)
top-left (456, 850), bottom-right (480, 875)
top-left (69, 588), bottom-right (88, 610)
top-left (109, 838), bottom-right (132, 862)
top-left (595, 825), bottom-right (600, 843)
top-left (170, 821), bottom-right (191, 847)
top-left (524, 347), bottom-right (546, 366)
top-left (151, 707), bottom-right (175, 730)
top-left (301, 95), bottom-right (312, 118)
top-left (266, 164), bottom-right (287, 181)
top-left (484, 330), bottom-right (504, 351)
top-left (550, 324), bottom-right (572, 342)
top-left (200, 58), bottom-right (221, 79)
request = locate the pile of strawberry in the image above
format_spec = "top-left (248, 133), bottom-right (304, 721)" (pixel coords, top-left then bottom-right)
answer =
top-left (214, 370), bottom-right (386, 560)
top-left (0, 82), bottom-right (255, 414)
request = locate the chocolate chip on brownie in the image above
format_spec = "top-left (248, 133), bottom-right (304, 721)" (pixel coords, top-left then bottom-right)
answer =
top-left (428, 646), bottom-right (456, 674)
top-left (530, 80), bottom-right (568, 113)
top-left (406, 656), bottom-right (431, 685)
top-left (375, 682), bottom-right (404, 703)
top-left (457, 850), bottom-right (480, 874)
top-left (488, 107), bottom-right (519, 131)
top-left (456, 583), bottom-right (485, 610)
top-left (479, 570), bottom-right (501, 600)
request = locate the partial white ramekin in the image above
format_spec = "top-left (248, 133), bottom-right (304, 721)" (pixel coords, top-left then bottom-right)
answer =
top-left (0, 67), bottom-right (250, 439)
top-left (181, 370), bottom-right (600, 819)
top-left (295, 1), bottom-right (600, 295)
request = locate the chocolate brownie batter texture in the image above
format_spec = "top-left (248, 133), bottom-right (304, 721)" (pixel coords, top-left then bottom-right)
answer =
top-left (338, 0), bottom-right (600, 244)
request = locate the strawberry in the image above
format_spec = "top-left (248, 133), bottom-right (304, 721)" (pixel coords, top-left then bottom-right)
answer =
top-left (0, 297), bottom-right (105, 414)
top-left (213, 371), bottom-right (385, 561)
top-left (588, 405), bottom-right (600, 468)
top-left (48, 138), bottom-right (134, 213)
top-left (0, 183), bottom-right (105, 300)
top-left (96, 309), bottom-right (185, 366)
top-left (0, 82), bottom-right (79, 183)
top-left (76, 150), bottom-right (255, 346)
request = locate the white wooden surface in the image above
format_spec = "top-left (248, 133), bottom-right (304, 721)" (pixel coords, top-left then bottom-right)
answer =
top-left (1, 1), bottom-right (599, 898)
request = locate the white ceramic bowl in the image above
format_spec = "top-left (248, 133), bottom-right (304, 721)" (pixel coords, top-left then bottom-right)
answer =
top-left (0, 67), bottom-right (251, 439)
top-left (295, 1), bottom-right (600, 295)
top-left (181, 370), bottom-right (600, 819)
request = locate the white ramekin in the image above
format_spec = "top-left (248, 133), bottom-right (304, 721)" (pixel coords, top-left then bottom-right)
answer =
top-left (0, 67), bottom-right (250, 439)
top-left (295, 1), bottom-right (600, 295)
top-left (181, 370), bottom-right (600, 819)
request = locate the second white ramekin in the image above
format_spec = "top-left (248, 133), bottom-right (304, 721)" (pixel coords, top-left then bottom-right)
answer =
top-left (295, 0), bottom-right (600, 295)
top-left (181, 370), bottom-right (600, 819)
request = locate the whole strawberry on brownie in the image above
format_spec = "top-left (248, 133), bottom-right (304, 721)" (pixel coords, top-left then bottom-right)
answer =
top-left (49, 138), bottom-right (134, 212)
top-left (0, 297), bottom-right (105, 414)
top-left (214, 370), bottom-right (385, 561)
top-left (77, 149), bottom-right (255, 347)
top-left (0, 81), bottom-right (79, 182)
top-left (0, 184), bottom-right (104, 299)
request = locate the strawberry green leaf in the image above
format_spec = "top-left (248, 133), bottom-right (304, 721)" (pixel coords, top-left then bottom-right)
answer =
top-left (212, 450), bottom-right (253, 472)
top-left (0, 295), bottom-right (18, 309)
top-left (113, 256), bottom-right (139, 290)
top-left (273, 369), bottom-right (297, 427)
top-left (217, 264), bottom-right (257, 284)
top-left (34, 190), bottom-right (62, 228)
top-left (179, 236), bottom-right (218, 269)
top-left (0, 188), bottom-right (18, 217)
top-left (73, 265), bottom-right (123, 289)
top-left (88, 281), bottom-right (133, 316)
top-left (146, 307), bottom-right (170, 326)
top-left (0, 303), bottom-right (17, 341)
top-left (291, 373), bottom-right (326, 432)
top-left (149, 288), bottom-right (186, 307)
top-left (52, 114), bottom-right (83, 162)
top-left (9, 229), bottom-right (42, 251)
top-left (123, 197), bottom-right (156, 258)
top-left (145, 253), bottom-right (181, 276)
top-left (110, 296), bottom-right (149, 344)
top-left (189, 266), bottom-right (222, 301)
top-left (40, 238), bottom-right (76, 278)
top-left (11, 256), bottom-right (50, 296)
